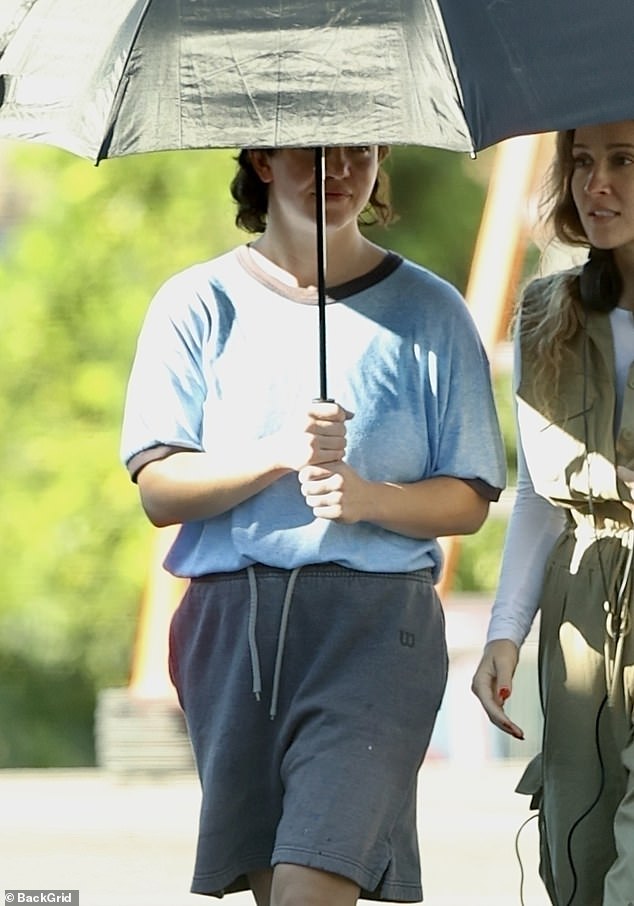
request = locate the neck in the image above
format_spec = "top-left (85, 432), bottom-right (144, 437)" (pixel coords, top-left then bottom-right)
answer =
top-left (251, 229), bottom-right (384, 289)
top-left (613, 247), bottom-right (634, 311)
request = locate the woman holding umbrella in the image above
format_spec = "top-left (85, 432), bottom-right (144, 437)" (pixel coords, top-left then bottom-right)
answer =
top-left (121, 144), bottom-right (506, 905)
top-left (472, 119), bottom-right (634, 906)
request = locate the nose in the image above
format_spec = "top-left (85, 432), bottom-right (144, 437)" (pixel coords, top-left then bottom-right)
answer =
top-left (325, 147), bottom-right (350, 178)
top-left (584, 162), bottom-right (610, 195)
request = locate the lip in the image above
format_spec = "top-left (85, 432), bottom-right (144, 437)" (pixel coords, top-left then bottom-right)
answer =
top-left (588, 208), bottom-right (618, 218)
top-left (311, 190), bottom-right (351, 199)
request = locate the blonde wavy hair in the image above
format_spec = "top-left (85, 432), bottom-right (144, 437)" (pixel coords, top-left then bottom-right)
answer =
top-left (516, 129), bottom-right (589, 407)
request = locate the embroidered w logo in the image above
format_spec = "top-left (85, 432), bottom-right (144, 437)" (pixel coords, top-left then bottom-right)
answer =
top-left (399, 630), bottom-right (415, 648)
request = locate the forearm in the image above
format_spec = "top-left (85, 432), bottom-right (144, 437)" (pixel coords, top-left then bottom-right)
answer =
top-left (137, 442), bottom-right (291, 526)
top-left (486, 448), bottom-right (564, 646)
top-left (136, 401), bottom-right (353, 526)
top-left (363, 475), bottom-right (490, 539)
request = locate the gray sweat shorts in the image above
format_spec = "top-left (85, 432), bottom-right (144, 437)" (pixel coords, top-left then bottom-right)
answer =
top-left (168, 563), bottom-right (448, 902)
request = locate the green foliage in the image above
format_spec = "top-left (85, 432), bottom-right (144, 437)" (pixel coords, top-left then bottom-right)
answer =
top-left (0, 140), bottom-right (498, 766)
top-left (0, 649), bottom-right (95, 766)
top-left (369, 146), bottom-right (495, 291)
top-left (0, 144), bottom-right (243, 764)
top-left (493, 370), bottom-right (518, 483)
top-left (453, 519), bottom-right (508, 594)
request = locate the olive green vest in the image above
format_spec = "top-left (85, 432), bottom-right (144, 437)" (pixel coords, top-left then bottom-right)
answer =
top-left (516, 272), bottom-right (634, 529)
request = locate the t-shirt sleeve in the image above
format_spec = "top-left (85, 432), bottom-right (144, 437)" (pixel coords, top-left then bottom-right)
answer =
top-left (429, 293), bottom-right (507, 499)
top-left (120, 273), bottom-right (210, 477)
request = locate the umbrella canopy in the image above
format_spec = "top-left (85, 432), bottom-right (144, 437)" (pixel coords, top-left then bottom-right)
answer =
top-left (2, 0), bottom-right (633, 399)
top-left (1, 0), bottom-right (634, 163)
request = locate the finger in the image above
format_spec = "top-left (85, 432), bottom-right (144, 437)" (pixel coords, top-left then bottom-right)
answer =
top-left (309, 401), bottom-right (354, 422)
top-left (484, 702), bottom-right (525, 740)
top-left (495, 677), bottom-right (514, 706)
top-left (471, 670), bottom-right (496, 703)
top-left (472, 672), bottom-right (519, 732)
top-left (309, 502), bottom-right (343, 521)
top-left (299, 465), bottom-right (332, 483)
top-left (309, 419), bottom-right (349, 437)
top-left (498, 716), bottom-right (525, 740)
top-left (303, 484), bottom-right (341, 506)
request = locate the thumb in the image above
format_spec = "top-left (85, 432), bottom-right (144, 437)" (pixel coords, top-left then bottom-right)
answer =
top-left (498, 685), bottom-right (512, 705)
top-left (496, 678), bottom-right (513, 706)
top-left (495, 662), bottom-right (515, 705)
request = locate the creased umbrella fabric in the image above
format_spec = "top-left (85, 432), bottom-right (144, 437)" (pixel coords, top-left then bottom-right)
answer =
top-left (2, 0), bottom-right (634, 164)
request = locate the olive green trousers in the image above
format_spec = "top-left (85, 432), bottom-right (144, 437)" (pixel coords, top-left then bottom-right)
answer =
top-left (517, 528), bottom-right (634, 906)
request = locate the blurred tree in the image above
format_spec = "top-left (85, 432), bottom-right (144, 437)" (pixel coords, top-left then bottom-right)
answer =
top-left (0, 141), bottom-right (494, 766)
top-left (368, 146), bottom-right (494, 291)
top-left (368, 147), bottom-right (494, 292)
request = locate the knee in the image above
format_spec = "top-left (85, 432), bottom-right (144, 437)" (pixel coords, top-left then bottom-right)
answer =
top-left (270, 863), bottom-right (359, 906)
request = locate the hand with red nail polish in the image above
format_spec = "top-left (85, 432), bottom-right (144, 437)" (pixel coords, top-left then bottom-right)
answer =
top-left (471, 640), bottom-right (524, 740)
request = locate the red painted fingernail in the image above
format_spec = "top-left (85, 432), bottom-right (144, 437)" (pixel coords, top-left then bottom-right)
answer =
top-left (499, 687), bottom-right (510, 701)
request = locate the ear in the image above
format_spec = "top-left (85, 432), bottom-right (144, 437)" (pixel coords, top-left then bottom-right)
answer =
top-left (249, 150), bottom-right (274, 184)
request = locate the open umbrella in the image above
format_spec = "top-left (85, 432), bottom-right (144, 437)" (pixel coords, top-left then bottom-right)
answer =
top-left (3, 0), bottom-right (634, 158)
top-left (2, 0), bottom-right (633, 396)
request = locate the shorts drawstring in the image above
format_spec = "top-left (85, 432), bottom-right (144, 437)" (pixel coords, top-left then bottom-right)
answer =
top-left (247, 566), bottom-right (262, 701)
top-left (270, 567), bottom-right (301, 720)
top-left (246, 565), bottom-right (302, 720)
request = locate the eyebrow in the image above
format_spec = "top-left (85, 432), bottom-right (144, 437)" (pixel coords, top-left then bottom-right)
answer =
top-left (572, 142), bottom-right (634, 150)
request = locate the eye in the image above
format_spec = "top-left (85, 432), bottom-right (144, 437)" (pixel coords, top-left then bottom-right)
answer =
top-left (612, 153), bottom-right (634, 166)
top-left (572, 154), bottom-right (591, 169)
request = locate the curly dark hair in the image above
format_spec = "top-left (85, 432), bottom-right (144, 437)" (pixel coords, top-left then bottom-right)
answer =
top-left (230, 147), bottom-right (395, 233)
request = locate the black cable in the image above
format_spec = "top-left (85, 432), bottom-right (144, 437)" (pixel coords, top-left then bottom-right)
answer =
top-left (514, 314), bottom-right (612, 906)
top-left (512, 692), bottom-right (607, 906)
top-left (555, 313), bottom-right (611, 906)
top-left (513, 310), bottom-right (624, 904)
top-left (563, 694), bottom-right (608, 906)
top-left (514, 813), bottom-right (538, 906)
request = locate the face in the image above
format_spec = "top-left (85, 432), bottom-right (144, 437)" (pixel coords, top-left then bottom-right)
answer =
top-left (570, 120), bottom-right (634, 252)
top-left (250, 146), bottom-right (382, 235)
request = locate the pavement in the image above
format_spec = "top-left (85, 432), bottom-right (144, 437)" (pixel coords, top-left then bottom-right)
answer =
top-left (0, 760), bottom-right (550, 906)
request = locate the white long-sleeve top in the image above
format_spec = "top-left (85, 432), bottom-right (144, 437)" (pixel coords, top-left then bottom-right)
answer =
top-left (486, 307), bottom-right (634, 648)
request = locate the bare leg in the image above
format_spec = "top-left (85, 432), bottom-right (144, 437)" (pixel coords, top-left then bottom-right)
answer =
top-left (248, 868), bottom-right (273, 906)
top-left (270, 863), bottom-right (359, 906)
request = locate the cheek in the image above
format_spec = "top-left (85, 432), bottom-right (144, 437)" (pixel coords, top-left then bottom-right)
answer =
top-left (570, 178), bottom-right (585, 211)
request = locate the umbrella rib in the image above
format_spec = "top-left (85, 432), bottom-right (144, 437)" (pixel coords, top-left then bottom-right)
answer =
top-left (0, 0), bottom-right (38, 57)
top-left (96, 0), bottom-right (156, 163)
top-left (428, 0), bottom-right (476, 155)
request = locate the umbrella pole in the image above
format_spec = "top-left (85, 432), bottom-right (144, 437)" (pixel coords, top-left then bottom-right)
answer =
top-left (314, 146), bottom-right (331, 402)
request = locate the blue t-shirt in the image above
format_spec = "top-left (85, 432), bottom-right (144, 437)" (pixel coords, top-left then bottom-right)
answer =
top-left (121, 245), bottom-right (506, 579)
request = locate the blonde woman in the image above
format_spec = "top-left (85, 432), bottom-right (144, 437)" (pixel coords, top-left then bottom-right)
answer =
top-left (473, 120), bottom-right (634, 906)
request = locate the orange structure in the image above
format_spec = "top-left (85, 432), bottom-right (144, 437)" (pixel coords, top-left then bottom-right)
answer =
top-left (128, 525), bottom-right (188, 701)
top-left (436, 132), bottom-right (553, 598)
